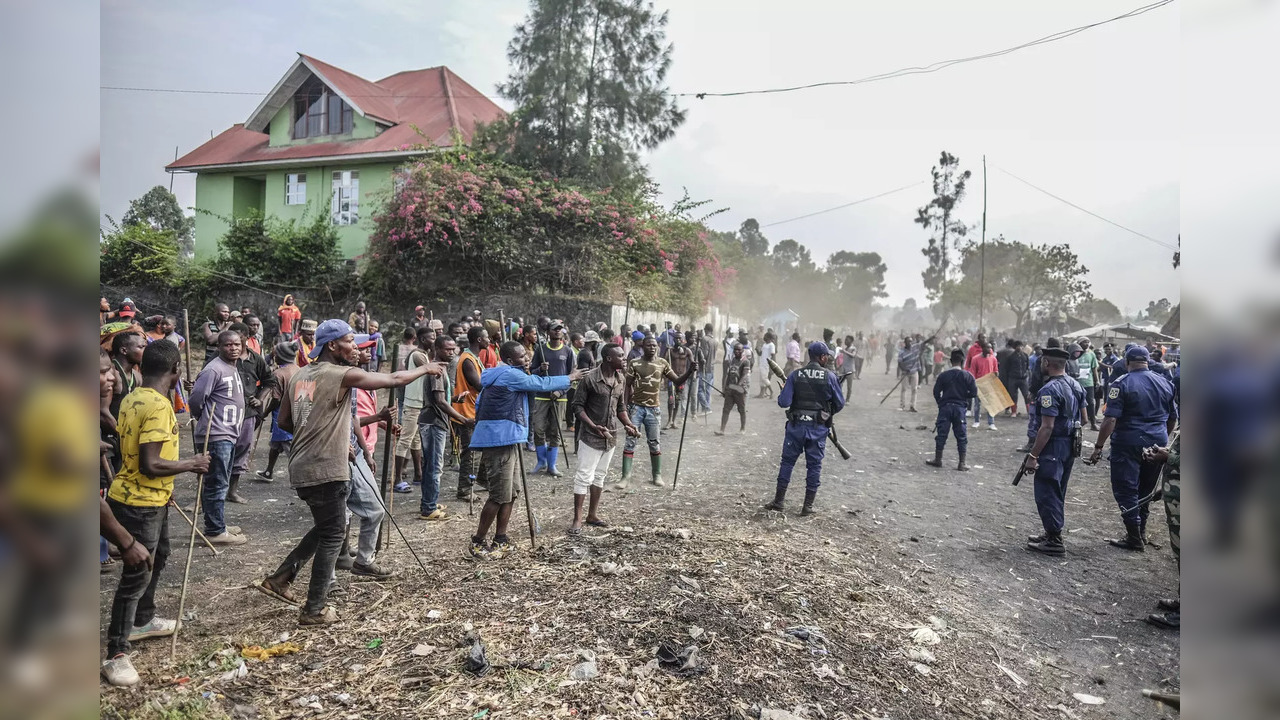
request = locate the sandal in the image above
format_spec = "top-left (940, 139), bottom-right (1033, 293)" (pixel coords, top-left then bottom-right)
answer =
top-left (299, 606), bottom-right (339, 626)
top-left (566, 527), bottom-right (582, 536)
top-left (256, 578), bottom-right (301, 607)
top-left (586, 519), bottom-right (609, 528)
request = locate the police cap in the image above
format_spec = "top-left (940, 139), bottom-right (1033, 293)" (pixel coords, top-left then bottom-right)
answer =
top-left (807, 341), bottom-right (832, 359)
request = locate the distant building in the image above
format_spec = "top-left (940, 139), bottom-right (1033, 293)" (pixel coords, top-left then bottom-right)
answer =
top-left (167, 54), bottom-right (506, 258)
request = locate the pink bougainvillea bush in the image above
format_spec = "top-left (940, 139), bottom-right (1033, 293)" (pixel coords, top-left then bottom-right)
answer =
top-left (363, 147), bottom-right (729, 316)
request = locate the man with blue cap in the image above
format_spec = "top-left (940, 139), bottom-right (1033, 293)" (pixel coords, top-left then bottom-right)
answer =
top-left (258, 319), bottom-right (446, 625)
top-left (1088, 345), bottom-right (1178, 551)
top-left (765, 341), bottom-right (846, 516)
top-left (1020, 347), bottom-right (1087, 555)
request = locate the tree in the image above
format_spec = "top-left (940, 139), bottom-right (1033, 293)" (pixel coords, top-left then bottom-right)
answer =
top-left (212, 209), bottom-right (342, 289)
top-left (122, 185), bottom-right (195, 256)
top-left (952, 237), bottom-right (1091, 333)
top-left (914, 151), bottom-right (971, 301)
top-left (825, 250), bottom-right (887, 329)
top-left (738, 218), bottom-right (769, 257)
top-left (1138, 298), bottom-right (1174, 325)
top-left (1074, 297), bottom-right (1122, 325)
top-left (486, 0), bottom-right (685, 191)
top-left (100, 218), bottom-right (180, 287)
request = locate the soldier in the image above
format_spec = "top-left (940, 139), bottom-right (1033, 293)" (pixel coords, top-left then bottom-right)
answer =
top-left (925, 349), bottom-right (977, 471)
top-left (1087, 346), bottom-right (1178, 551)
top-left (764, 342), bottom-right (846, 516)
top-left (1020, 348), bottom-right (1087, 556)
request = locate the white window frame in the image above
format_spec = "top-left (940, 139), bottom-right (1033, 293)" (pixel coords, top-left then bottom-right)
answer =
top-left (331, 170), bottom-right (359, 226)
top-left (285, 173), bottom-right (307, 206)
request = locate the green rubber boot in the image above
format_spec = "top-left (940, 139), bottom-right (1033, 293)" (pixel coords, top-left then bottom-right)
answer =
top-left (650, 454), bottom-right (665, 487)
top-left (613, 453), bottom-right (634, 491)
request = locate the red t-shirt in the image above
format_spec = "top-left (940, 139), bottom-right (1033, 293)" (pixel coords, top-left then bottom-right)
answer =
top-left (969, 354), bottom-right (998, 380)
top-left (964, 343), bottom-right (983, 371)
top-left (278, 305), bottom-right (301, 335)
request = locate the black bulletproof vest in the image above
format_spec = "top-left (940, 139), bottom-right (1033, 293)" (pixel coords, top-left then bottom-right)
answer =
top-left (790, 363), bottom-right (831, 414)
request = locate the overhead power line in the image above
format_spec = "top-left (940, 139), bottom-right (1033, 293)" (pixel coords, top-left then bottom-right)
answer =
top-left (761, 181), bottom-right (926, 228)
top-left (991, 165), bottom-right (1177, 251)
top-left (681, 0), bottom-right (1174, 99)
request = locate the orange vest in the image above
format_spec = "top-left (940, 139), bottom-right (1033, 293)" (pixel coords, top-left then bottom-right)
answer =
top-left (452, 351), bottom-right (482, 420)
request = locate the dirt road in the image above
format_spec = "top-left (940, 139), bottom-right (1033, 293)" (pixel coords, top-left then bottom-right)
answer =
top-left (101, 367), bottom-right (1178, 719)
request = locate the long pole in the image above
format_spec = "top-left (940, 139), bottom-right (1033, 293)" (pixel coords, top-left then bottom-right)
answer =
top-left (979, 154), bottom-right (987, 333)
top-left (378, 342), bottom-right (400, 551)
top-left (516, 443), bottom-right (537, 549)
top-left (182, 310), bottom-right (194, 385)
top-left (171, 408), bottom-right (213, 659)
top-left (671, 378), bottom-right (693, 489)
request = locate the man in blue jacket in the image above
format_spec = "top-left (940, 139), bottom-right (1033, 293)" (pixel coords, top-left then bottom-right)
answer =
top-left (467, 341), bottom-right (585, 560)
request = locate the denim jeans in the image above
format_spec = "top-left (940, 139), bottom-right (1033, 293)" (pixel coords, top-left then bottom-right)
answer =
top-left (267, 481), bottom-right (350, 614)
top-left (419, 424), bottom-right (448, 514)
top-left (105, 501), bottom-right (170, 657)
top-left (697, 370), bottom-right (714, 414)
top-left (347, 454), bottom-right (384, 566)
top-left (973, 397), bottom-right (995, 426)
top-left (201, 439), bottom-right (236, 535)
top-left (624, 405), bottom-right (662, 455)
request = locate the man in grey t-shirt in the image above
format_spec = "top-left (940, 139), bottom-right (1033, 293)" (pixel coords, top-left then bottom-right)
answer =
top-left (190, 330), bottom-right (247, 545)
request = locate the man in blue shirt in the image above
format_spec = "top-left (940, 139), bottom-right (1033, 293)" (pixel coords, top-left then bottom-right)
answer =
top-left (1020, 348), bottom-right (1087, 556)
top-left (765, 342), bottom-right (846, 516)
top-left (926, 349), bottom-right (977, 471)
top-left (468, 341), bottom-right (585, 559)
top-left (1088, 346), bottom-right (1178, 551)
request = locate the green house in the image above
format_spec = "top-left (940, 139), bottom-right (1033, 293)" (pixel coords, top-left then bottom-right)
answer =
top-left (167, 54), bottom-right (506, 259)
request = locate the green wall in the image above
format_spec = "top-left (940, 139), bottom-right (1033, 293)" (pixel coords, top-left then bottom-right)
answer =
top-left (192, 160), bottom-right (400, 260)
top-left (193, 174), bottom-right (234, 259)
top-left (268, 102), bottom-right (380, 147)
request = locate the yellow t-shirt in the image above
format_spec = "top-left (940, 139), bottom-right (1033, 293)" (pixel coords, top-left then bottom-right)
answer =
top-left (10, 383), bottom-right (94, 512)
top-left (108, 387), bottom-right (180, 507)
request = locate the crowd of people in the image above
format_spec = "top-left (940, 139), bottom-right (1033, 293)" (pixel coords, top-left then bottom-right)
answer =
top-left (97, 294), bottom-right (1181, 689)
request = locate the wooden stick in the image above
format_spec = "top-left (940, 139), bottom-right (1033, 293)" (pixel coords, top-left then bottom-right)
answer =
top-left (182, 309), bottom-right (193, 383)
top-left (516, 444), bottom-right (537, 550)
top-left (672, 377), bottom-right (694, 490)
top-left (379, 341), bottom-right (400, 551)
top-left (171, 412), bottom-right (213, 659)
top-left (168, 500), bottom-right (219, 556)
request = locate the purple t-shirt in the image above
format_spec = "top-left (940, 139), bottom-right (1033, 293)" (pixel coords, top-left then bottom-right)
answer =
top-left (191, 356), bottom-right (245, 443)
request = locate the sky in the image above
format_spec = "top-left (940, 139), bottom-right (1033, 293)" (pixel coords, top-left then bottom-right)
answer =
top-left (101, 0), bottom-right (1195, 314)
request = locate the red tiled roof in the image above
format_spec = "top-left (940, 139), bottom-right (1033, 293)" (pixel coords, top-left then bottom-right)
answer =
top-left (168, 59), bottom-right (506, 171)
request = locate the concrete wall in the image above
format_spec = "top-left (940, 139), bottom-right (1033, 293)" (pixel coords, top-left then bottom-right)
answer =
top-left (193, 174), bottom-right (234, 259)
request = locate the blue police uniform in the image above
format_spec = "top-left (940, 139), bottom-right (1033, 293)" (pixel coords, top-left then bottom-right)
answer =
top-left (1104, 365), bottom-right (1177, 537)
top-left (1031, 375), bottom-right (1085, 538)
top-left (768, 343), bottom-right (845, 514)
top-left (931, 367), bottom-right (976, 459)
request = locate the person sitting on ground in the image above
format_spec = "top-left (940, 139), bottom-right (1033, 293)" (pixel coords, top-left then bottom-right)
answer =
top-left (102, 340), bottom-right (211, 687)
top-left (466, 341), bottom-right (584, 560)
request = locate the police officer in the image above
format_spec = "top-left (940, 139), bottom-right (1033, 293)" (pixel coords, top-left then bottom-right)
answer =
top-left (926, 349), bottom-right (977, 471)
top-left (764, 342), bottom-right (846, 516)
top-left (1020, 347), bottom-right (1087, 556)
top-left (1088, 345), bottom-right (1178, 551)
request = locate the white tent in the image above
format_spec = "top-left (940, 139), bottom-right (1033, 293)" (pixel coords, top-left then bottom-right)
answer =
top-left (1064, 322), bottom-right (1178, 344)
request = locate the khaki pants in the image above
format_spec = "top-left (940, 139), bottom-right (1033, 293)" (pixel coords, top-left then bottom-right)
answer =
top-left (899, 371), bottom-right (919, 409)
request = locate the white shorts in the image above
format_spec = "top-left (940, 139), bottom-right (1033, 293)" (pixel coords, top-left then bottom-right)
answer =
top-left (573, 443), bottom-right (616, 495)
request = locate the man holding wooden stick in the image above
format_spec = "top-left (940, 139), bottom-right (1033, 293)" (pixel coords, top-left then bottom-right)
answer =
top-left (102, 340), bottom-right (210, 687)
top-left (257, 320), bottom-right (444, 625)
top-left (466, 341), bottom-right (583, 560)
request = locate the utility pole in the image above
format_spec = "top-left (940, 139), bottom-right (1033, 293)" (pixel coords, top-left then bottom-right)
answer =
top-left (979, 154), bottom-right (987, 333)
top-left (169, 146), bottom-right (177, 193)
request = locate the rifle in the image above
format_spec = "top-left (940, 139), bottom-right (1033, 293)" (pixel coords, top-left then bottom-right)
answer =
top-left (827, 423), bottom-right (852, 461)
top-left (1012, 455), bottom-right (1032, 485)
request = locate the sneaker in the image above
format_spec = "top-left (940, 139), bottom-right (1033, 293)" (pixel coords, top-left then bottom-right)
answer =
top-left (971, 422), bottom-right (980, 428)
top-left (987, 424), bottom-right (998, 431)
top-left (351, 562), bottom-right (396, 579)
top-left (1026, 537), bottom-right (1066, 556)
top-left (128, 617), bottom-right (178, 642)
top-left (419, 508), bottom-right (448, 520)
top-left (208, 531), bottom-right (247, 546)
top-left (489, 539), bottom-right (516, 559)
top-left (965, 410), bottom-right (972, 417)
top-left (255, 470), bottom-right (273, 482)
top-left (101, 654), bottom-right (140, 687)
top-left (226, 525), bottom-right (242, 535)
top-left (1146, 611), bottom-right (1180, 629)
top-left (298, 606), bottom-right (339, 626)
top-left (467, 540), bottom-right (491, 560)
top-left (393, 482), bottom-right (412, 494)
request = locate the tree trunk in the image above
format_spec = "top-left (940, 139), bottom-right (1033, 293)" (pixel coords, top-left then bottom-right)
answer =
top-left (582, 2), bottom-right (601, 170)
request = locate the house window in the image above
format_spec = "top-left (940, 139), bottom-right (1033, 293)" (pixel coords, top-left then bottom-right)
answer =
top-left (331, 171), bottom-right (359, 226)
top-left (285, 173), bottom-right (307, 205)
top-left (292, 77), bottom-right (353, 139)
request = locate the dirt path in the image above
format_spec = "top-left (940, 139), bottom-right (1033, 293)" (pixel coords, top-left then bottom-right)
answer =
top-left (101, 368), bottom-right (1178, 719)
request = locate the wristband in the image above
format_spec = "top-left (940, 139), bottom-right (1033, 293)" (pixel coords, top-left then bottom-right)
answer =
top-left (122, 537), bottom-right (136, 552)
top-left (1027, 454), bottom-right (1038, 460)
